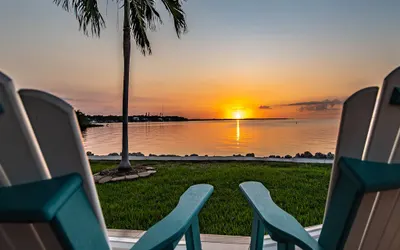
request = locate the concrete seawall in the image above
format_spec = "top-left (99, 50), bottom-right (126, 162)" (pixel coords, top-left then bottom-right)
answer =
top-left (89, 155), bottom-right (334, 164)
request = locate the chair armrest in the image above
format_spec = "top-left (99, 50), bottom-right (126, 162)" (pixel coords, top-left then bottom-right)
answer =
top-left (240, 182), bottom-right (321, 250)
top-left (340, 157), bottom-right (400, 192)
top-left (131, 184), bottom-right (213, 250)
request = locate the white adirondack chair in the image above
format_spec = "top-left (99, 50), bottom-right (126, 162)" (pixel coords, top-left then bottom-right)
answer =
top-left (240, 67), bottom-right (400, 249)
top-left (0, 71), bottom-right (109, 249)
top-left (325, 67), bottom-right (400, 250)
top-left (0, 72), bottom-right (213, 250)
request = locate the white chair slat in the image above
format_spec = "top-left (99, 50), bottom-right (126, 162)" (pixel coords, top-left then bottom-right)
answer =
top-left (34, 223), bottom-right (64, 250)
top-left (374, 112), bottom-right (400, 250)
top-left (0, 72), bottom-right (56, 249)
top-left (376, 197), bottom-right (400, 250)
top-left (344, 193), bottom-right (377, 250)
top-left (1, 224), bottom-right (47, 250)
top-left (19, 89), bottom-right (109, 244)
top-left (347, 68), bottom-right (400, 250)
top-left (364, 68), bottom-right (400, 162)
top-left (389, 227), bottom-right (400, 250)
top-left (365, 132), bottom-right (400, 250)
top-left (324, 87), bottom-right (378, 216)
top-left (362, 190), bottom-right (399, 250)
top-left (0, 164), bottom-right (11, 187)
top-left (0, 73), bottom-right (50, 185)
top-left (0, 226), bottom-right (15, 249)
top-left (375, 133), bottom-right (400, 250)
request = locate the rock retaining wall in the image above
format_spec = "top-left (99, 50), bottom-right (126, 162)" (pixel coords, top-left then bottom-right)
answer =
top-left (89, 155), bottom-right (333, 164)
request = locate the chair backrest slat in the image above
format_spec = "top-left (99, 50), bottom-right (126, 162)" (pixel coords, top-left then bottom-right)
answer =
top-left (376, 156), bottom-right (400, 250)
top-left (0, 73), bottom-right (50, 186)
top-left (324, 86), bottom-right (378, 214)
top-left (325, 67), bottom-right (400, 250)
top-left (18, 89), bottom-right (109, 244)
top-left (0, 72), bottom-right (56, 249)
top-left (1, 224), bottom-right (48, 249)
top-left (372, 110), bottom-right (400, 250)
top-left (321, 87), bottom-right (378, 249)
top-left (377, 200), bottom-right (400, 250)
top-left (320, 158), bottom-right (371, 249)
top-left (370, 189), bottom-right (400, 250)
top-left (388, 229), bottom-right (400, 249)
top-left (357, 68), bottom-right (400, 250)
top-left (33, 223), bottom-right (64, 250)
top-left (0, 226), bottom-right (13, 249)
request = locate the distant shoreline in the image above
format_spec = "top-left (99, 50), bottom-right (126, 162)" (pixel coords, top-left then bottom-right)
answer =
top-left (85, 117), bottom-right (293, 125)
top-left (188, 118), bottom-right (292, 122)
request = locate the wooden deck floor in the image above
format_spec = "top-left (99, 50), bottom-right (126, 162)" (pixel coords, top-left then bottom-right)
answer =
top-left (108, 225), bottom-right (322, 249)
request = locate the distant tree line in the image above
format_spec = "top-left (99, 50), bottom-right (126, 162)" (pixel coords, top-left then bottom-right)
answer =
top-left (126, 115), bottom-right (188, 122)
top-left (75, 110), bottom-right (103, 130)
top-left (75, 111), bottom-right (188, 130)
top-left (88, 114), bottom-right (122, 123)
top-left (76, 110), bottom-right (89, 129)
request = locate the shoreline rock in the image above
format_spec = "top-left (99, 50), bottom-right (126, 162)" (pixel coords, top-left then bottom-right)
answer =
top-left (94, 166), bottom-right (157, 184)
top-left (90, 151), bottom-right (335, 159)
top-left (129, 152), bottom-right (144, 156)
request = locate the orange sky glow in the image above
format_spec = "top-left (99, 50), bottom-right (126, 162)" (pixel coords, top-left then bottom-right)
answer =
top-left (1, 1), bottom-right (400, 119)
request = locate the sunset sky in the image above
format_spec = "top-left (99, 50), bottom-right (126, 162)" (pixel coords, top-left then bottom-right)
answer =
top-left (1, 0), bottom-right (400, 119)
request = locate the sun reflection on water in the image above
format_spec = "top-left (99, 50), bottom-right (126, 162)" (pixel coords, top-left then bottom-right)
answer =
top-left (236, 119), bottom-right (240, 142)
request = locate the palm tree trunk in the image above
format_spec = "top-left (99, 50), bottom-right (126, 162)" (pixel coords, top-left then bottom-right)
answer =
top-left (119, 0), bottom-right (132, 170)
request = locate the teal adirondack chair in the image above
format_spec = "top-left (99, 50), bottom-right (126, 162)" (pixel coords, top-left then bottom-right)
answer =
top-left (0, 71), bottom-right (213, 250)
top-left (241, 67), bottom-right (400, 250)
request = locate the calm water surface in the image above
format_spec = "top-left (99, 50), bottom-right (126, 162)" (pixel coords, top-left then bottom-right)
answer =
top-left (82, 119), bottom-right (340, 156)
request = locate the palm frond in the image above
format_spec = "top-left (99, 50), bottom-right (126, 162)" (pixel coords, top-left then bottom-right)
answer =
top-left (129, 0), bottom-right (163, 55)
top-left (53, 0), bottom-right (105, 37)
top-left (129, 0), bottom-right (152, 55)
top-left (160, 0), bottom-right (187, 37)
top-left (141, 0), bottom-right (163, 31)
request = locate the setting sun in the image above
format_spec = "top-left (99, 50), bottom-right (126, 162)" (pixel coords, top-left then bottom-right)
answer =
top-left (234, 111), bottom-right (243, 119)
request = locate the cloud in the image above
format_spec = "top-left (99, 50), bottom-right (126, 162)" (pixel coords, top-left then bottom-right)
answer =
top-left (259, 105), bottom-right (272, 109)
top-left (283, 99), bottom-right (343, 112)
top-left (286, 99), bottom-right (342, 106)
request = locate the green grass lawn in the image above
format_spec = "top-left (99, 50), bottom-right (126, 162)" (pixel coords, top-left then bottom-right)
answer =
top-left (92, 161), bottom-right (330, 236)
